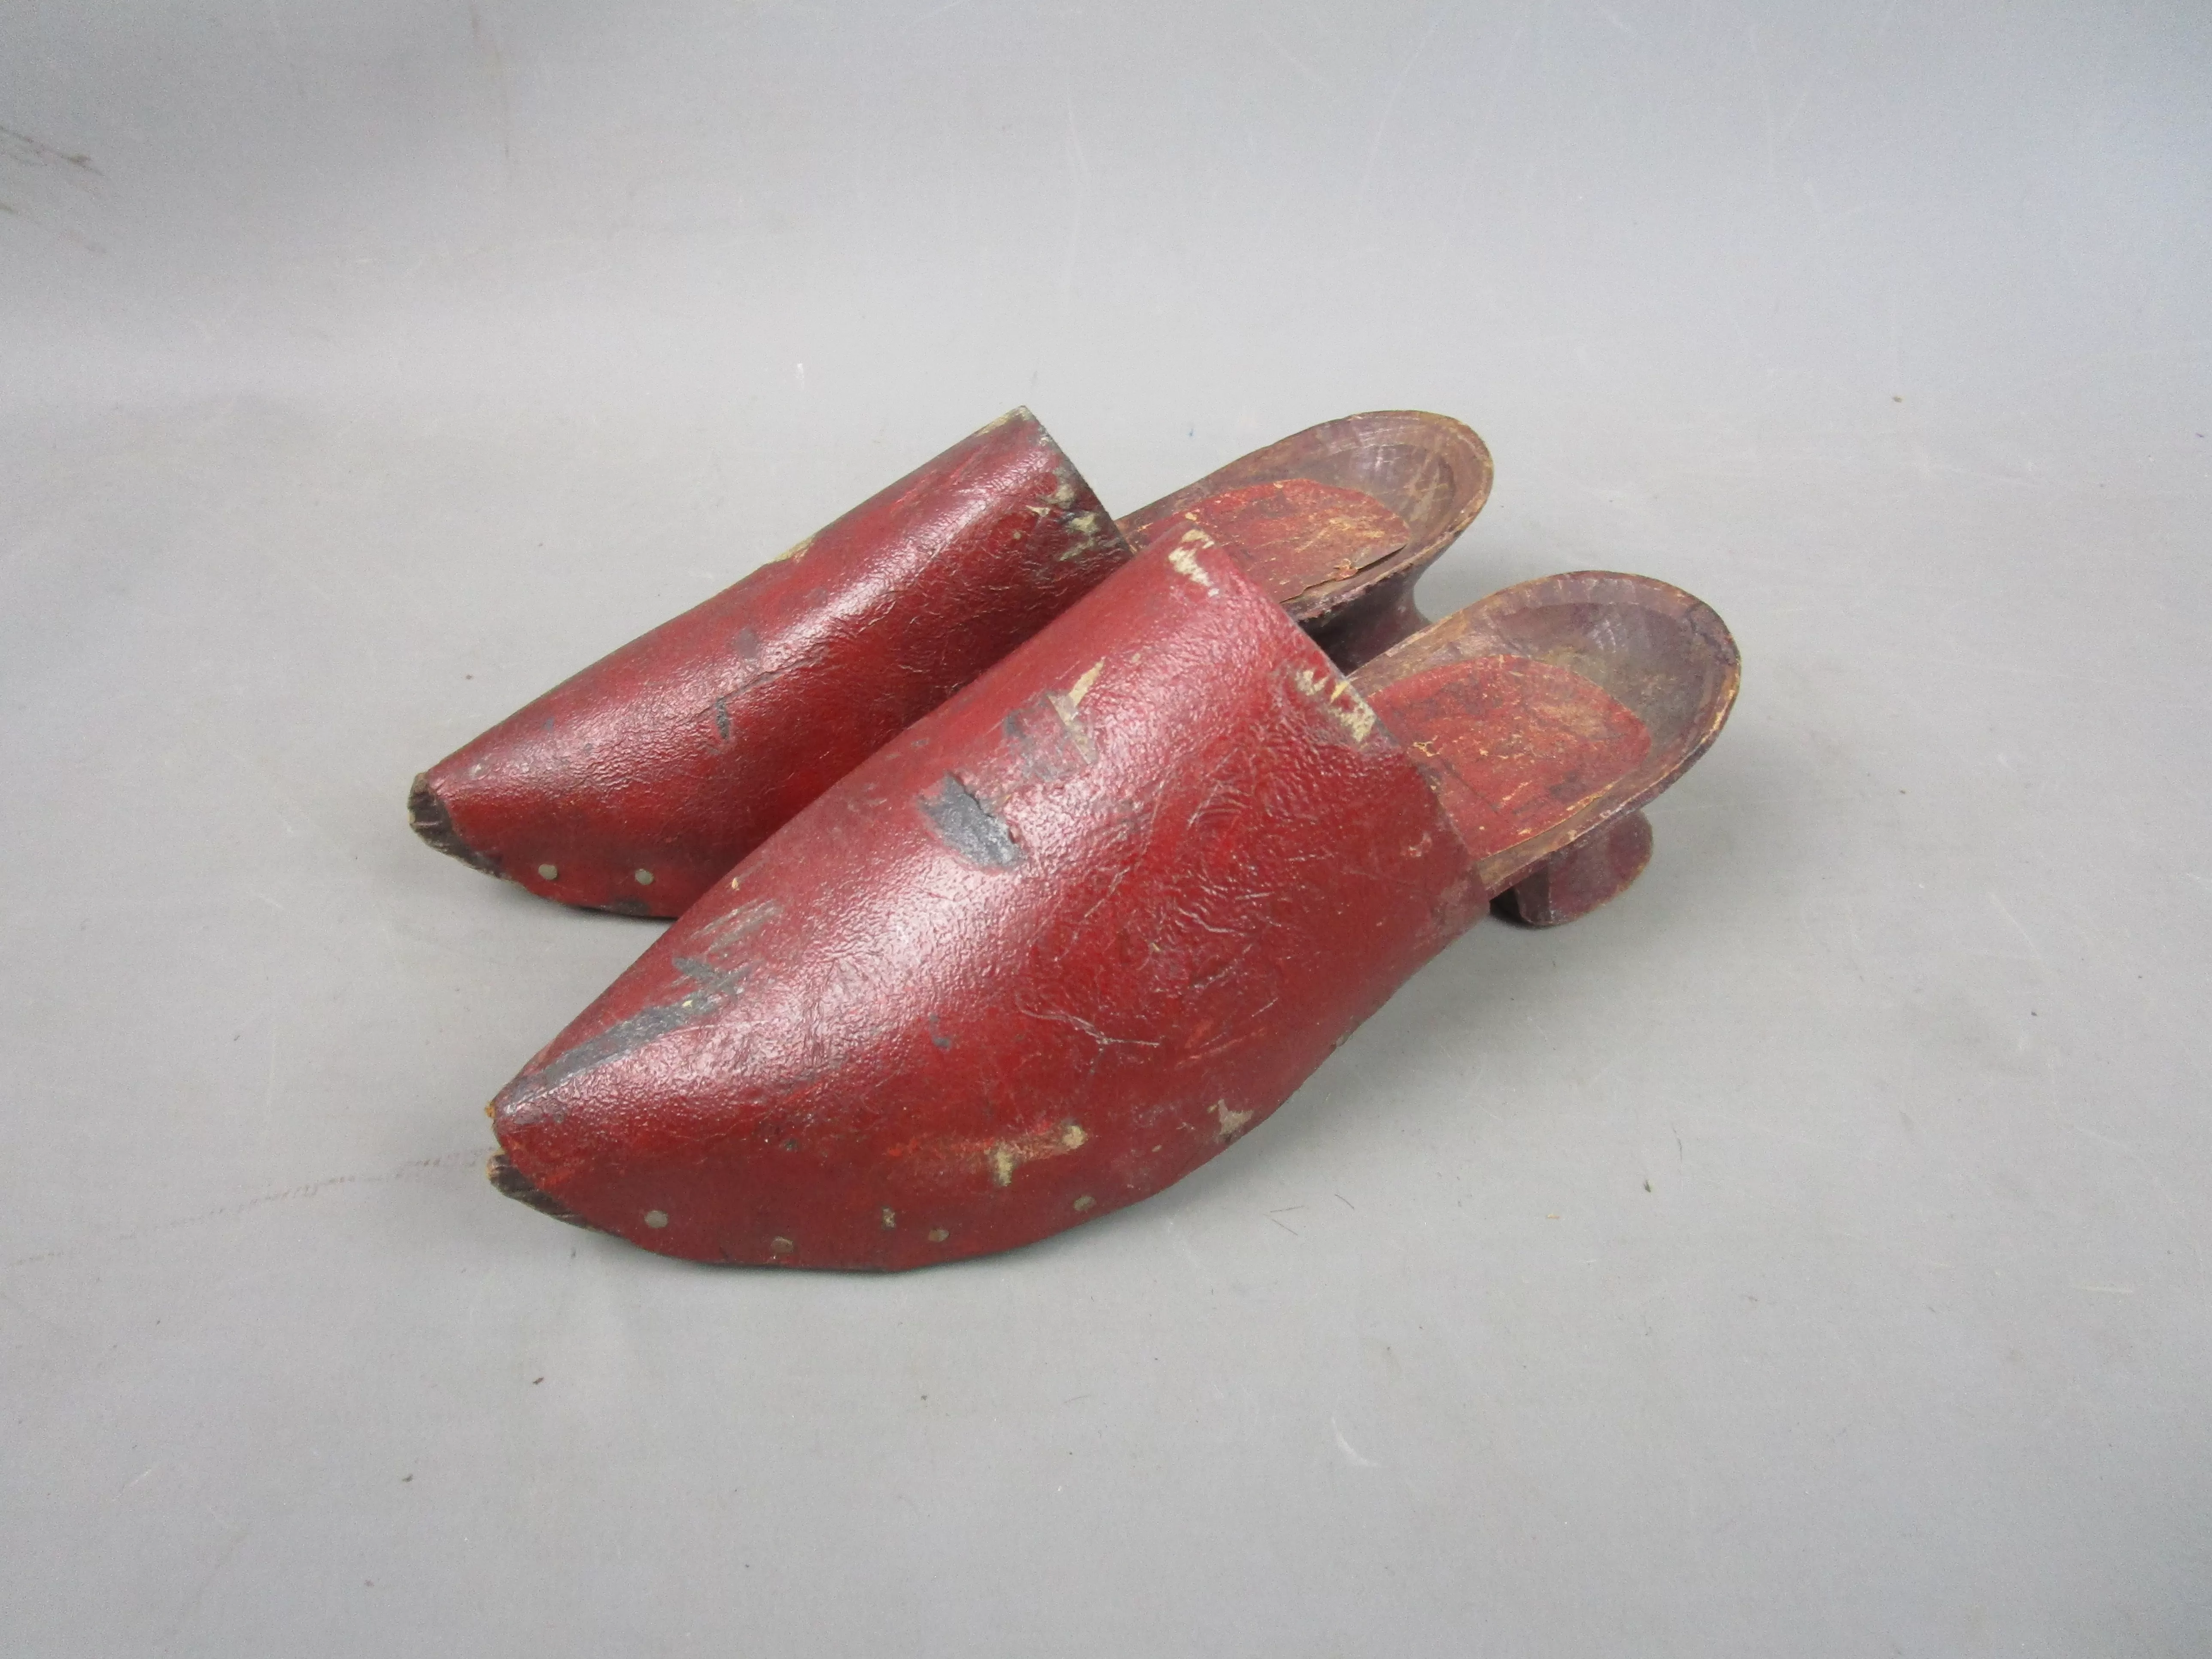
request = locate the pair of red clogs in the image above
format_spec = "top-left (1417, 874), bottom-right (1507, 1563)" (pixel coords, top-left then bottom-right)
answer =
top-left (412, 410), bottom-right (1738, 1270)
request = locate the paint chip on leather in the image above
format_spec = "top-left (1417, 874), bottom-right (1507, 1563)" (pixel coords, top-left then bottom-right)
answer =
top-left (920, 773), bottom-right (1025, 868)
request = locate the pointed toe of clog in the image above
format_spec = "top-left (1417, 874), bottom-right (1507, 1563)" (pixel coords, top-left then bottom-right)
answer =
top-left (486, 1151), bottom-right (594, 1230)
top-left (407, 769), bottom-right (501, 875)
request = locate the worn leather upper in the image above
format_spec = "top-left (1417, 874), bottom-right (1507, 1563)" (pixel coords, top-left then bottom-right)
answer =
top-left (416, 409), bottom-right (1130, 915)
top-left (493, 535), bottom-right (1483, 1268)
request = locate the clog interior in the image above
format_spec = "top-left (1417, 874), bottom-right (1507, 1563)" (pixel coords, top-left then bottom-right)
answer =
top-left (1350, 572), bottom-right (1739, 894)
top-left (1114, 411), bottom-right (1492, 622)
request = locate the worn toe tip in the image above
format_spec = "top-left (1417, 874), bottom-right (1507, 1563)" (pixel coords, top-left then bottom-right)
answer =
top-left (408, 772), bottom-right (500, 875)
top-left (486, 1152), bottom-right (595, 1231)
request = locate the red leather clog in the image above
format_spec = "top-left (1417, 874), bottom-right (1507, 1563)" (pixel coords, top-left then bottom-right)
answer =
top-left (486, 529), bottom-right (1737, 1269)
top-left (409, 409), bottom-right (1491, 917)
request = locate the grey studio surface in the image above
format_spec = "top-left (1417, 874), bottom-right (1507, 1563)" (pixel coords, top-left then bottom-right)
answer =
top-left (3, 2), bottom-right (2206, 1653)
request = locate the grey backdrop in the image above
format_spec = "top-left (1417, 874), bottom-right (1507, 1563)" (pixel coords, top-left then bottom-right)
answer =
top-left (4, 2), bottom-right (2208, 1653)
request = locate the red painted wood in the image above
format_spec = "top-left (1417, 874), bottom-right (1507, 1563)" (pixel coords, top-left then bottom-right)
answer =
top-left (1337, 576), bottom-right (1667, 929)
top-left (1345, 569), bottom-right (1740, 899)
top-left (487, 552), bottom-right (1738, 1267)
top-left (1358, 656), bottom-right (1651, 866)
top-left (411, 409), bottom-right (1130, 917)
top-left (1495, 811), bottom-right (1655, 927)
top-left (1115, 410), bottom-right (1492, 667)
top-left (413, 412), bottom-right (1495, 920)
top-left (1126, 478), bottom-right (1407, 605)
top-left (490, 538), bottom-right (1487, 1267)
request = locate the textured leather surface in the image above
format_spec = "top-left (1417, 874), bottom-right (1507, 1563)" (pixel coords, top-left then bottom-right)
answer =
top-left (492, 534), bottom-right (1485, 1269)
top-left (413, 408), bottom-right (1129, 916)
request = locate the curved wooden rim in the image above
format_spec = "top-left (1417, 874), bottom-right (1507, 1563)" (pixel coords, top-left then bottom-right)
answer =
top-left (1350, 571), bottom-right (1741, 896)
top-left (1115, 411), bottom-right (1493, 627)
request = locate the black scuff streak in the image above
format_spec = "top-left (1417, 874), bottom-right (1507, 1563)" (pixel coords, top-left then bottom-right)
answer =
top-left (500, 957), bottom-right (754, 1109)
top-left (920, 773), bottom-right (1024, 868)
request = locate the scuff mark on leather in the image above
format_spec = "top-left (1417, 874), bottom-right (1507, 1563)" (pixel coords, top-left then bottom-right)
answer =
top-left (987, 1121), bottom-right (1089, 1187)
top-left (1211, 1100), bottom-right (1255, 1141)
top-left (501, 956), bottom-right (755, 1111)
top-left (1000, 690), bottom-right (1097, 786)
top-left (1167, 528), bottom-right (1218, 592)
top-left (1014, 998), bottom-right (1161, 1050)
top-left (695, 896), bottom-right (783, 957)
top-left (1292, 665), bottom-right (1377, 744)
top-left (920, 773), bottom-right (1025, 868)
top-left (1057, 509), bottom-right (1107, 557)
